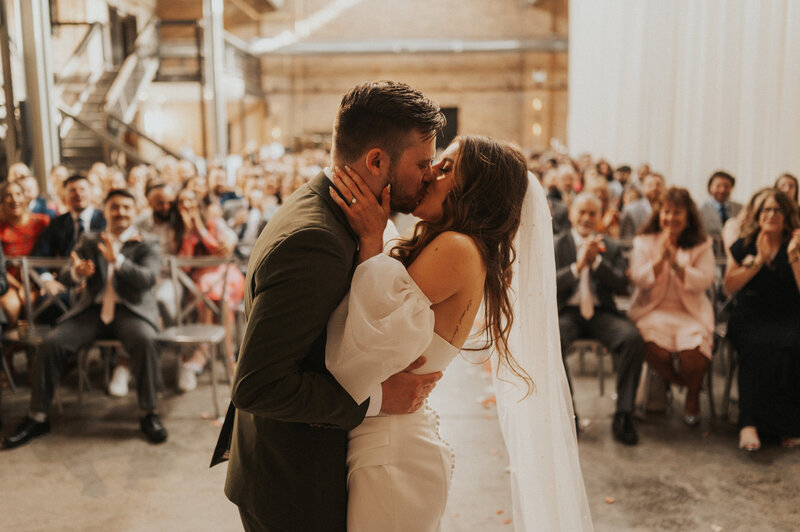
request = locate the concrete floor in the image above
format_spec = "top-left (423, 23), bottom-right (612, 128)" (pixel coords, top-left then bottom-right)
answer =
top-left (1, 351), bottom-right (799, 531)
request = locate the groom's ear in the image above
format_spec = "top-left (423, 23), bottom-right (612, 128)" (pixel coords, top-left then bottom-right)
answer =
top-left (364, 148), bottom-right (387, 177)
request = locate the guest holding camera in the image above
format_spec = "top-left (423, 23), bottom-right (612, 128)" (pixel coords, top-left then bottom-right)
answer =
top-left (628, 187), bottom-right (715, 426)
top-left (724, 189), bottom-right (800, 451)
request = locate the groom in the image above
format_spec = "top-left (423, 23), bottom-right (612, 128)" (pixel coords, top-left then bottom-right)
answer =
top-left (225, 81), bottom-right (447, 531)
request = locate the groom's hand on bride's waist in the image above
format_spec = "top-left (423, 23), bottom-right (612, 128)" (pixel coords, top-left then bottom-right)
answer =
top-left (379, 356), bottom-right (442, 415)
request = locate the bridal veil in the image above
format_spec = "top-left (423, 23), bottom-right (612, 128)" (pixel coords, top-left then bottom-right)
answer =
top-left (491, 172), bottom-right (594, 531)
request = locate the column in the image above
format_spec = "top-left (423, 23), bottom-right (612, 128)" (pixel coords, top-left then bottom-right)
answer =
top-left (19, 0), bottom-right (60, 180)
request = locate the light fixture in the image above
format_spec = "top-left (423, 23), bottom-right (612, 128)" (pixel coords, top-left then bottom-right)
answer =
top-left (532, 98), bottom-right (542, 111)
top-left (532, 123), bottom-right (542, 136)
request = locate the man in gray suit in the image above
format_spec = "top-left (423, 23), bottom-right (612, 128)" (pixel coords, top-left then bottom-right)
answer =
top-left (699, 171), bottom-right (742, 252)
top-left (225, 81), bottom-right (445, 531)
top-left (555, 193), bottom-right (645, 445)
top-left (620, 172), bottom-right (665, 240)
top-left (3, 189), bottom-right (166, 448)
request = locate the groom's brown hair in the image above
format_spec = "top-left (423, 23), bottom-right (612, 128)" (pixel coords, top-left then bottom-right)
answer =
top-left (333, 81), bottom-right (445, 164)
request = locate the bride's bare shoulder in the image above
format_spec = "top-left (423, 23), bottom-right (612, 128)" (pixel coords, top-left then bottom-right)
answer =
top-left (424, 231), bottom-right (482, 265)
top-left (407, 231), bottom-right (484, 304)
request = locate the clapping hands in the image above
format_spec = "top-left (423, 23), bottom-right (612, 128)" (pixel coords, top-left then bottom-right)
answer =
top-left (788, 229), bottom-right (800, 256)
top-left (578, 235), bottom-right (606, 270)
top-left (71, 251), bottom-right (95, 279)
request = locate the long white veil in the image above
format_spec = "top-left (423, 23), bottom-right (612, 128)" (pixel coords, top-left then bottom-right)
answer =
top-left (491, 173), bottom-right (594, 531)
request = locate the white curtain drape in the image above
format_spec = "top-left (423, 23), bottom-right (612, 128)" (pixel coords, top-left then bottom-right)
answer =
top-left (568, 0), bottom-right (800, 203)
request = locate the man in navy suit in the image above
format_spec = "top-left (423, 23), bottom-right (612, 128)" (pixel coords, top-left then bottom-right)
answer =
top-left (32, 174), bottom-right (105, 298)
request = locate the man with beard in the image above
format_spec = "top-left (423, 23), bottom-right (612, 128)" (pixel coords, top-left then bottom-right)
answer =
top-left (221, 81), bottom-right (446, 531)
top-left (3, 189), bottom-right (166, 448)
top-left (98, 181), bottom-right (180, 398)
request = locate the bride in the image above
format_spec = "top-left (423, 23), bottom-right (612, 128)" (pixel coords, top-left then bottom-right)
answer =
top-left (325, 135), bottom-right (593, 531)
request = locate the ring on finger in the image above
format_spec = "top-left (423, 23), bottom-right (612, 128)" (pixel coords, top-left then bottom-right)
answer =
top-left (350, 197), bottom-right (357, 205)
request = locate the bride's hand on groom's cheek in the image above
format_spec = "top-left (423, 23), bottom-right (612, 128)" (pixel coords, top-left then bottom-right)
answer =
top-left (379, 356), bottom-right (443, 415)
top-left (330, 165), bottom-right (390, 239)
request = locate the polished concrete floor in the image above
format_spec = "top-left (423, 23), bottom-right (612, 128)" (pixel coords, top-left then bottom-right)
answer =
top-left (1, 350), bottom-right (798, 531)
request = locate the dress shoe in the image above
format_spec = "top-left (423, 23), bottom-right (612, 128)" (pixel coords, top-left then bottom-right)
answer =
top-left (3, 417), bottom-right (50, 449)
top-left (108, 365), bottom-right (131, 397)
top-left (683, 414), bottom-right (700, 427)
top-left (612, 412), bottom-right (639, 445)
top-left (140, 413), bottom-right (168, 444)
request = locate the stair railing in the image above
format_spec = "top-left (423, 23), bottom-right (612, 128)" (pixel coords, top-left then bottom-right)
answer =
top-left (54, 22), bottom-right (107, 138)
top-left (105, 17), bottom-right (160, 124)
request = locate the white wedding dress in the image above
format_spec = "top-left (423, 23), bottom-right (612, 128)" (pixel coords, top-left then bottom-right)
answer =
top-left (327, 254), bottom-right (454, 532)
top-left (327, 172), bottom-right (593, 532)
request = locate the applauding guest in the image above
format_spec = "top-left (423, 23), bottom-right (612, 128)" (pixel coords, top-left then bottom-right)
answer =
top-left (628, 188), bottom-right (715, 426)
top-left (555, 193), bottom-right (644, 444)
top-left (724, 190), bottom-right (800, 451)
top-left (2, 190), bottom-right (165, 449)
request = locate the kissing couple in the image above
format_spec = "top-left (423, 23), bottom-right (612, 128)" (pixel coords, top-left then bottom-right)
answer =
top-left (217, 81), bottom-right (593, 531)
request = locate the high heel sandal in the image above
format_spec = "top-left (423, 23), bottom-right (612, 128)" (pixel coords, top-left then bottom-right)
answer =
top-left (739, 427), bottom-right (761, 452)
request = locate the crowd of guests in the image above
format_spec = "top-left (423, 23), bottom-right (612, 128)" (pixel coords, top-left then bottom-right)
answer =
top-left (533, 152), bottom-right (800, 450)
top-left (0, 149), bottom-right (798, 453)
top-left (0, 150), bottom-right (326, 447)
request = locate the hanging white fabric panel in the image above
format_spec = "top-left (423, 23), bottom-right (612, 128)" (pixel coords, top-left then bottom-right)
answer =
top-left (568, 0), bottom-right (800, 203)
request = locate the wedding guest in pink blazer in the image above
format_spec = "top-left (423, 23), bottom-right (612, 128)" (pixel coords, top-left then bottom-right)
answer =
top-left (628, 187), bottom-right (715, 426)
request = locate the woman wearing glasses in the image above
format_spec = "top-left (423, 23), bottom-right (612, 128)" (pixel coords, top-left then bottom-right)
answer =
top-left (724, 189), bottom-right (800, 451)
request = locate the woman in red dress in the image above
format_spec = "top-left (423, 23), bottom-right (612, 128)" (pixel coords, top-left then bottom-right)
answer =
top-left (172, 186), bottom-right (244, 392)
top-left (0, 181), bottom-right (50, 326)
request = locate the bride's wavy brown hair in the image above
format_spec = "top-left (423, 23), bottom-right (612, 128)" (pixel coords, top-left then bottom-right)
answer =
top-left (390, 135), bottom-right (532, 390)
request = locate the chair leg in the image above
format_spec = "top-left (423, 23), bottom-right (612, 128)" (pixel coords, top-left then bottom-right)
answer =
top-left (706, 361), bottom-right (716, 419)
top-left (640, 365), bottom-right (653, 418)
top-left (208, 343), bottom-right (220, 418)
top-left (598, 348), bottom-right (605, 396)
top-left (721, 342), bottom-right (737, 420)
top-left (77, 348), bottom-right (85, 408)
top-left (1, 349), bottom-right (16, 393)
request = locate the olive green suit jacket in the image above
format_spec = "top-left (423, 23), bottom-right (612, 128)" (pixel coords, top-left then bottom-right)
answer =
top-left (225, 172), bottom-right (369, 531)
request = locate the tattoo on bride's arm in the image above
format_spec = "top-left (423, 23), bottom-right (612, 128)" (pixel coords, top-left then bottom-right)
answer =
top-left (449, 299), bottom-right (472, 344)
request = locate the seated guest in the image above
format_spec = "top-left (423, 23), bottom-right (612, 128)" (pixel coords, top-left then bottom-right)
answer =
top-left (556, 193), bottom-right (644, 444)
top-left (620, 172), bottom-right (664, 240)
top-left (19, 176), bottom-right (57, 219)
top-left (556, 164), bottom-right (579, 208)
top-left (0, 181), bottom-right (51, 326)
top-left (722, 188), bottom-right (772, 262)
top-left (2, 189), bottom-right (167, 448)
top-left (173, 187), bottom-right (244, 392)
top-left (724, 190), bottom-right (800, 451)
top-left (775, 173), bottom-right (798, 205)
top-left (6, 162), bottom-right (31, 182)
top-left (102, 182), bottom-right (178, 398)
top-left (48, 164), bottom-right (70, 214)
top-left (31, 174), bottom-right (105, 302)
top-left (699, 171), bottom-right (743, 257)
top-left (609, 164), bottom-right (632, 209)
top-left (542, 169), bottom-right (570, 235)
top-left (584, 177), bottom-right (620, 238)
top-left (628, 187), bottom-right (715, 426)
